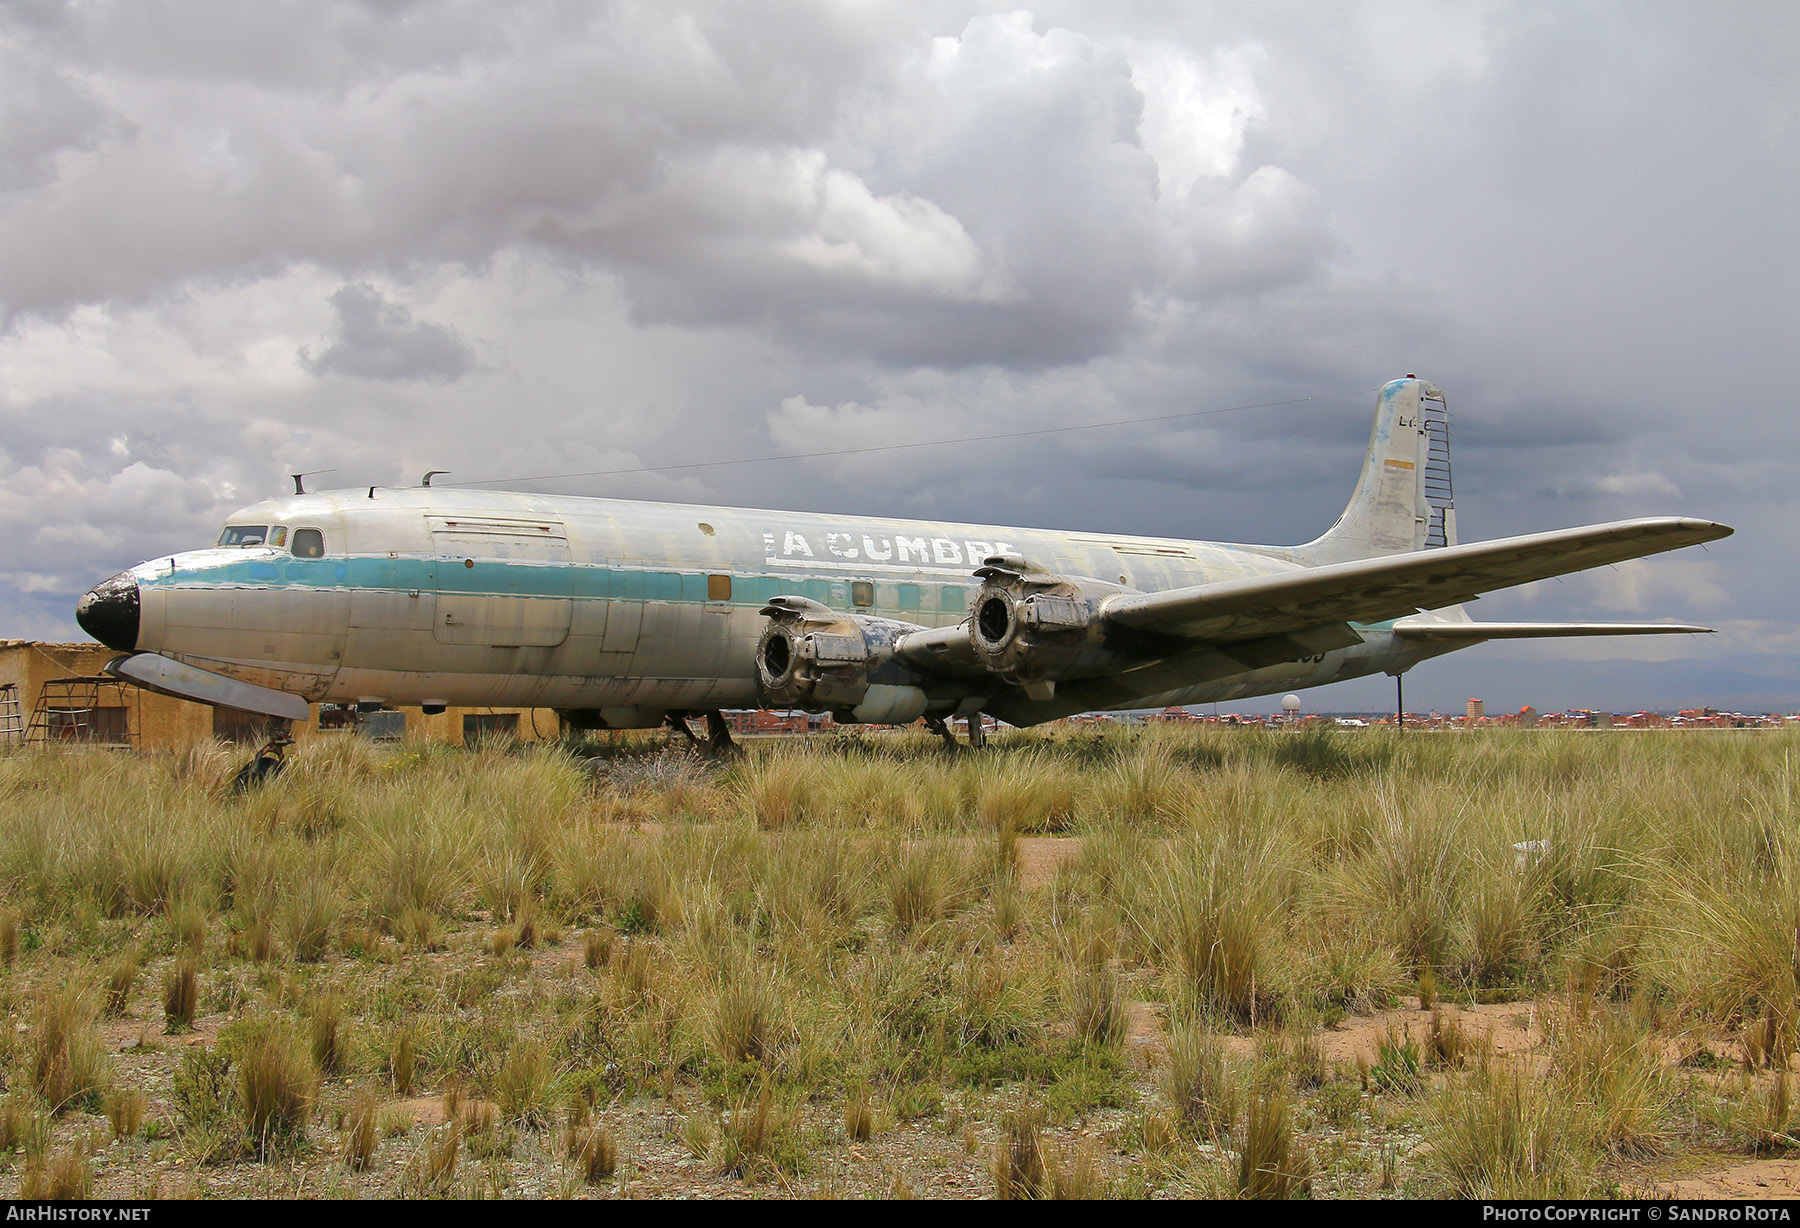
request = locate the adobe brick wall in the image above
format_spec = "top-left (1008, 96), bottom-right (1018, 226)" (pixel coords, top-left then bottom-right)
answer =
top-left (0, 640), bottom-right (561, 750)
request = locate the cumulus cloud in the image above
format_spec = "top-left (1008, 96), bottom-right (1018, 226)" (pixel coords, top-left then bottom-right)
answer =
top-left (0, 49), bottom-right (121, 191)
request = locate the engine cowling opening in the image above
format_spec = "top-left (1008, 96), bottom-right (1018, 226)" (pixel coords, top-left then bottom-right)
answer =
top-left (755, 596), bottom-right (933, 725)
top-left (759, 629), bottom-right (792, 685)
top-left (975, 594), bottom-right (1013, 646)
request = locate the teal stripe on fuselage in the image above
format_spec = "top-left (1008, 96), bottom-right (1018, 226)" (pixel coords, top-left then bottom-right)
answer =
top-left (148, 554), bottom-right (977, 618)
top-left (148, 553), bottom-right (1391, 638)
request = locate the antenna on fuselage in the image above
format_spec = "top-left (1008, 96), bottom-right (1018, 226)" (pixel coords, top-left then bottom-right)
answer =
top-left (422, 471), bottom-right (451, 487)
top-left (289, 469), bottom-right (337, 495)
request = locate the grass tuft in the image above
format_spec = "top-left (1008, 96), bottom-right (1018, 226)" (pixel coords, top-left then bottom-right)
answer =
top-left (1425, 1055), bottom-right (1592, 1198)
top-left (1239, 1082), bottom-right (1310, 1199)
top-left (715, 1084), bottom-right (804, 1179)
top-left (496, 1041), bottom-right (554, 1124)
top-left (310, 994), bottom-right (346, 1076)
top-left (29, 987), bottom-right (109, 1113)
top-left (237, 1027), bottom-right (317, 1151)
top-left (845, 1087), bottom-right (874, 1142)
top-left (387, 1024), bottom-right (417, 1095)
top-left (1369, 1021), bottom-right (1425, 1095)
top-left (992, 1110), bottom-right (1048, 1200)
top-left (20, 1149), bottom-right (93, 1200)
top-left (414, 1122), bottom-right (460, 1194)
top-left (568, 1122), bottom-right (618, 1183)
top-left (163, 958), bottom-right (199, 1032)
top-left (104, 1087), bottom-right (146, 1140)
top-left (584, 928), bottom-right (613, 970)
top-left (344, 1092), bottom-right (378, 1171)
top-left (1067, 960), bottom-right (1125, 1048)
top-left (104, 948), bottom-right (140, 1017)
top-left (1163, 1026), bottom-right (1236, 1141)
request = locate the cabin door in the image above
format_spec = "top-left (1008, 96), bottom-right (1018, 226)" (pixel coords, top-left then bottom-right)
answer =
top-left (429, 516), bottom-right (573, 648)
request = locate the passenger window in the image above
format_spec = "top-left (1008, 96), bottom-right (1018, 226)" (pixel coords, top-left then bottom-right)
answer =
top-left (707, 574), bottom-right (732, 601)
top-left (851, 581), bottom-right (874, 608)
top-left (292, 529), bottom-right (325, 559)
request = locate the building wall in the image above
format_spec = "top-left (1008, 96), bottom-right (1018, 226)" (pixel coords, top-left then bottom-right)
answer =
top-left (0, 640), bottom-right (562, 750)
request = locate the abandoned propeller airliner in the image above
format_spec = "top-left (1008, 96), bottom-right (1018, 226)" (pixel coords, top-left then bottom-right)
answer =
top-left (75, 377), bottom-right (1730, 747)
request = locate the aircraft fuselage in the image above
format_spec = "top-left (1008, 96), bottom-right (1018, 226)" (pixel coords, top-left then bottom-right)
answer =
top-left (80, 487), bottom-right (1433, 726)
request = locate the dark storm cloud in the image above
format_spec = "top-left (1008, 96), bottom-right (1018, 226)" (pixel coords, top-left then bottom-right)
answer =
top-left (0, 1), bottom-right (898, 322)
top-left (0, 3), bottom-right (1338, 368)
top-left (0, 49), bottom-right (121, 191)
top-left (300, 283), bottom-right (475, 383)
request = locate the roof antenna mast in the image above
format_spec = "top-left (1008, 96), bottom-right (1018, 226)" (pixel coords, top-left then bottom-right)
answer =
top-left (290, 469), bottom-right (337, 495)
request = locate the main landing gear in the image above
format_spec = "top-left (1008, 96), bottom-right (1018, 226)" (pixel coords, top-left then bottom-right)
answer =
top-left (664, 710), bottom-right (737, 754)
top-left (924, 714), bottom-right (988, 751)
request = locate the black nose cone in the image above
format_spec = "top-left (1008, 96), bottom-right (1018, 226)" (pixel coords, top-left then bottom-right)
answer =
top-left (76, 572), bottom-right (140, 652)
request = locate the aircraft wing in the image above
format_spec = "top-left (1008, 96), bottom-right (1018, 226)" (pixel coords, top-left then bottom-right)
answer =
top-left (1099, 517), bottom-right (1731, 643)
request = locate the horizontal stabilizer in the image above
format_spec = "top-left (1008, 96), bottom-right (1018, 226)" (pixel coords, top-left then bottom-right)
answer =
top-left (105, 652), bottom-right (311, 721)
top-left (1101, 517), bottom-right (1730, 643)
top-left (1392, 620), bottom-right (1714, 640)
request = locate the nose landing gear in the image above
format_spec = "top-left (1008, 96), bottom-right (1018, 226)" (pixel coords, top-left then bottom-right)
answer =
top-left (232, 725), bottom-right (294, 793)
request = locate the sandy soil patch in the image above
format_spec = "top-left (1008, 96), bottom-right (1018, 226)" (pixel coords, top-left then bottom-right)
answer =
top-left (1319, 998), bottom-right (1544, 1065)
top-left (1016, 837), bottom-right (1078, 890)
top-left (1663, 1159), bottom-right (1800, 1199)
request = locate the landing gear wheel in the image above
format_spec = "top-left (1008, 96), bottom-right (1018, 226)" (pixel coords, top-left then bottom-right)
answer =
top-left (231, 725), bottom-right (294, 793)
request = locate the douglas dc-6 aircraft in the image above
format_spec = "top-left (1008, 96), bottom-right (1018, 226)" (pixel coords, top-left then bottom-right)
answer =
top-left (75, 377), bottom-right (1730, 749)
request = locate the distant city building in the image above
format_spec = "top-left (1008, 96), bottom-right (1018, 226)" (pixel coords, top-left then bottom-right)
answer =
top-left (1467, 698), bottom-right (1484, 722)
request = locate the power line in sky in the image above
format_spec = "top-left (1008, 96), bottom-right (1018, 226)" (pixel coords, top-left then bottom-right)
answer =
top-left (445, 386), bottom-right (1379, 489)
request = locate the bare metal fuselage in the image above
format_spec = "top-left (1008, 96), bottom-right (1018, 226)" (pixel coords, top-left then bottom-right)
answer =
top-left (114, 489), bottom-right (1432, 725)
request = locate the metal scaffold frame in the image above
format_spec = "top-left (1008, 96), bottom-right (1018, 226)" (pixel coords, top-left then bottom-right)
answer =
top-left (0, 683), bottom-right (22, 747)
top-left (25, 676), bottom-right (139, 749)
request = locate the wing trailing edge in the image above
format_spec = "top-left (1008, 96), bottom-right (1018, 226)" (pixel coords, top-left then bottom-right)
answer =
top-left (1391, 620), bottom-right (1714, 640)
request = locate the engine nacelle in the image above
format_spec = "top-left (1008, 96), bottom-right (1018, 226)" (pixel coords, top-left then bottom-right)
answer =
top-left (755, 596), bottom-right (933, 725)
top-left (968, 555), bottom-right (1139, 692)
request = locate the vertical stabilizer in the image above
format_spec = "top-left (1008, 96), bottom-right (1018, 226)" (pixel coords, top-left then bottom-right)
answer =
top-left (1297, 376), bottom-right (1454, 564)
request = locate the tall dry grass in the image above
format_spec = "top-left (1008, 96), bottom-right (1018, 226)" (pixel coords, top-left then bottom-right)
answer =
top-left (2, 726), bottom-right (1798, 1195)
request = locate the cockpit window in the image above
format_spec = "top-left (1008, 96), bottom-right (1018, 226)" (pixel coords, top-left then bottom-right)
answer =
top-left (218, 525), bottom-right (269, 547)
top-left (291, 529), bottom-right (325, 559)
top-left (269, 526), bottom-right (289, 548)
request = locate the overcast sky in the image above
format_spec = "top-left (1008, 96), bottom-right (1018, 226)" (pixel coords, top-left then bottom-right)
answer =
top-left (2, 0), bottom-right (1795, 713)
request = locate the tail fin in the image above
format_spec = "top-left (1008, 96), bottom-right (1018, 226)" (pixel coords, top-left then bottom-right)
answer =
top-left (1297, 376), bottom-right (1454, 564)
